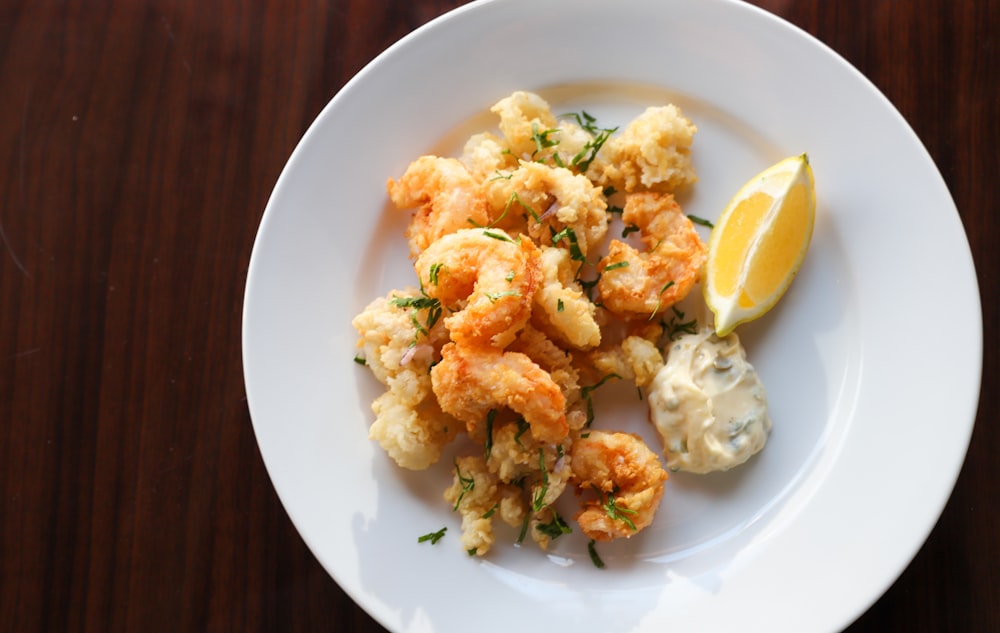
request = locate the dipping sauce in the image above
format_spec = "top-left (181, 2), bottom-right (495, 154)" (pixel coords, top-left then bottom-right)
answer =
top-left (647, 328), bottom-right (771, 473)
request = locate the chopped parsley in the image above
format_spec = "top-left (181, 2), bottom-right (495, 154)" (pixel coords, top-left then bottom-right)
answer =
top-left (648, 281), bottom-right (675, 321)
top-left (389, 293), bottom-right (443, 343)
top-left (535, 511), bottom-right (572, 540)
top-left (559, 111), bottom-right (618, 172)
top-left (513, 418), bottom-right (530, 447)
top-left (532, 448), bottom-right (549, 511)
top-left (484, 409), bottom-right (497, 461)
top-left (530, 122), bottom-right (561, 161)
top-left (452, 459), bottom-right (475, 511)
top-left (353, 354), bottom-right (366, 366)
top-left (603, 261), bottom-right (630, 272)
top-left (664, 306), bottom-right (698, 340)
top-left (428, 262), bottom-right (444, 285)
top-left (587, 539), bottom-right (606, 569)
top-left (687, 214), bottom-right (714, 228)
top-left (601, 490), bottom-right (638, 531)
top-left (418, 527), bottom-right (447, 544)
top-left (580, 373), bottom-right (622, 427)
top-left (483, 229), bottom-right (515, 243)
top-left (621, 223), bottom-right (640, 238)
top-left (484, 289), bottom-right (522, 303)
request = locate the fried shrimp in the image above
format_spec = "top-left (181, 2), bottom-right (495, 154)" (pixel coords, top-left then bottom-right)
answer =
top-left (387, 156), bottom-right (493, 257)
top-left (531, 246), bottom-right (602, 350)
top-left (484, 161), bottom-right (608, 259)
top-left (431, 342), bottom-right (568, 444)
top-left (595, 104), bottom-right (698, 193)
top-left (415, 227), bottom-right (542, 349)
top-left (597, 191), bottom-right (707, 319)
top-left (570, 431), bottom-right (668, 541)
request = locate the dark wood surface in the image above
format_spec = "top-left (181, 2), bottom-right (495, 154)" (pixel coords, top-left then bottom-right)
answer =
top-left (1, 1), bottom-right (996, 631)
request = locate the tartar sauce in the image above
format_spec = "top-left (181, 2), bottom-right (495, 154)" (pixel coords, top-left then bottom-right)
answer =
top-left (647, 327), bottom-right (771, 473)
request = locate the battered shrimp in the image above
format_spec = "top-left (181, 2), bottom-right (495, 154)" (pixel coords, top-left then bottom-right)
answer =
top-left (387, 156), bottom-right (493, 257)
top-left (597, 191), bottom-right (707, 319)
top-left (531, 246), bottom-right (601, 350)
top-left (570, 431), bottom-right (668, 541)
top-left (484, 161), bottom-right (609, 259)
top-left (415, 227), bottom-right (542, 349)
top-left (595, 104), bottom-right (698, 193)
top-left (508, 324), bottom-right (583, 410)
top-left (431, 342), bottom-right (568, 444)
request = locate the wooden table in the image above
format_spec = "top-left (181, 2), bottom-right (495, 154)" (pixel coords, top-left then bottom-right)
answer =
top-left (1, 1), bottom-right (996, 630)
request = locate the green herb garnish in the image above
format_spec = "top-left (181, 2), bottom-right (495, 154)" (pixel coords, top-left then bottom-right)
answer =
top-left (687, 214), bottom-right (714, 228)
top-left (535, 512), bottom-right (572, 540)
top-left (587, 539), bottom-right (605, 568)
top-left (418, 527), bottom-right (447, 544)
top-left (452, 459), bottom-right (475, 511)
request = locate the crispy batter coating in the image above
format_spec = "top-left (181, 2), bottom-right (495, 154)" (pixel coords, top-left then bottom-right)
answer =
top-left (352, 288), bottom-right (457, 469)
top-left (387, 156), bottom-right (493, 257)
top-left (431, 342), bottom-right (568, 444)
top-left (595, 104), bottom-right (697, 193)
top-left (570, 431), bottom-right (668, 541)
top-left (415, 227), bottom-right (542, 349)
top-left (597, 192), bottom-right (707, 319)
top-left (531, 246), bottom-right (602, 350)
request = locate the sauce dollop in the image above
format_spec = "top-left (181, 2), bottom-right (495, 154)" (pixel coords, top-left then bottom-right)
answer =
top-left (648, 328), bottom-right (771, 473)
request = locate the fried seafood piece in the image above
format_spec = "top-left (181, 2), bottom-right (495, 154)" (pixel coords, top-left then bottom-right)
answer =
top-left (369, 389), bottom-right (460, 470)
top-left (387, 156), bottom-right (493, 257)
top-left (481, 419), bottom-right (575, 551)
top-left (352, 288), bottom-right (458, 469)
top-left (530, 246), bottom-right (601, 350)
top-left (588, 335), bottom-right (665, 390)
top-left (490, 91), bottom-right (595, 165)
top-left (570, 431), bottom-right (668, 541)
top-left (431, 342), bottom-right (568, 444)
top-left (351, 287), bottom-right (448, 392)
top-left (461, 132), bottom-right (518, 181)
top-left (415, 227), bottom-right (542, 349)
top-left (508, 324), bottom-right (583, 409)
top-left (594, 104), bottom-right (698, 193)
top-left (445, 455), bottom-right (527, 556)
top-left (484, 161), bottom-right (608, 259)
top-left (597, 192), bottom-right (707, 319)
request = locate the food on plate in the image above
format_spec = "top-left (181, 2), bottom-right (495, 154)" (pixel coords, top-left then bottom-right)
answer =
top-left (388, 155), bottom-right (493, 257)
top-left (570, 431), bottom-right (669, 541)
top-left (432, 342), bottom-right (569, 444)
top-left (353, 89), bottom-right (809, 560)
top-left (647, 327), bottom-right (771, 473)
top-left (597, 191), bottom-right (707, 319)
top-left (593, 104), bottom-right (698, 193)
top-left (352, 288), bottom-right (459, 470)
top-left (415, 227), bottom-right (541, 349)
top-left (704, 153), bottom-right (816, 336)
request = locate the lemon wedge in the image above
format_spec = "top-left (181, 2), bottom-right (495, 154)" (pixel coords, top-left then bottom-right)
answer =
top-left (704, 154), bottom-right (816, 336)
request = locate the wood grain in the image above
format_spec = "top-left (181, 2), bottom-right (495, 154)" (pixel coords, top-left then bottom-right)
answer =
top-left (0, 1), bottom-right (995, 631)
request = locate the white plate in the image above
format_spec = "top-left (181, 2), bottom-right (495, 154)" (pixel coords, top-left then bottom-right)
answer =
top-left (242, 0), bottom-right (982, 631)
